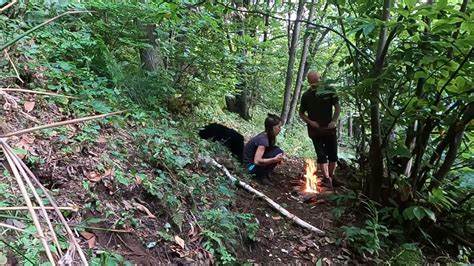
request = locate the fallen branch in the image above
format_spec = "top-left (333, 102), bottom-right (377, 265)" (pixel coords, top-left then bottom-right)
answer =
top-left (0, 88), bottom-right (76, 98)
top-left (2, 142), bottom-right (63, 256)
top-left (0, 110), bottom-right (125, 138)
top-left (0, 141), bottom-right (56, 265)
top-left (206, 157), bottom-right (325, 235)
top-left (1, 142), bottom-right (89, 265)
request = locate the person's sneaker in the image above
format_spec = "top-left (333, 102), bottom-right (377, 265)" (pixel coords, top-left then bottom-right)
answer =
top-left (321, 177), bottom-right (333, 188)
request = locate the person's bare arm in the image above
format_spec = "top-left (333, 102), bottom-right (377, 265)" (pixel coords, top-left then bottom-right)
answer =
top-left (253, 145), bottom-right (283, 166)
top-left (328, 103), bottom-right (341, 129)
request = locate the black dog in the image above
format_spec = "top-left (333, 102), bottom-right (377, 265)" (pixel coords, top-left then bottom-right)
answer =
top-left (199, 123), bottom-right (244, 162)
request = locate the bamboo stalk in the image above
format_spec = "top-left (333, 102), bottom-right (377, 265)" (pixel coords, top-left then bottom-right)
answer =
top-left (2, 143), bottom-right (89, 266)
top-left (1, 143), bottom-right (56, 265)
top-left (0, 88), bottom-right (76, 98)
top-left (207, 157), bottom-right (325, 235)
top-left (2, 142), bottom-right (63, 257)
top-left (0, 110), bottom-right (124, 138)
top-left (0, 206), bottom-right (78, 212)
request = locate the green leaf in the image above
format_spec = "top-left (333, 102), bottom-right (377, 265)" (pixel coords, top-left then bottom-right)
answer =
top-left (414, 71), bottom-right (427, 79)
top-left (447, 61), bottom-right (460, 71)
top-left (404, 0), bottom-right (417, 9)
top-left (362, 24), bottom-right (376, 36)
top-left (413, 207), bottom-right (426, 221)
top-left (437, 0), bottom-right (447, 9)
top-left (456, 76), bottom-right (466, 88)
top-left (58, 61), bottom-right (72, 71)
top-left (423, 208), bottom-right (436, 222)
top-left (402, 206), bottom-right (415, 220)
top-left (0, 253), bottom-right (7, 265)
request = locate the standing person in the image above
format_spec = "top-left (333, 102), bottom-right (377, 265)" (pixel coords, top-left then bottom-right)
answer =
top-left (299, 71), bottom-right (341, 187)
top-left (243, 114), bottom-right (284, 185)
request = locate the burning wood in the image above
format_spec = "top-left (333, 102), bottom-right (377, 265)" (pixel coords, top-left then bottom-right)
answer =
top-left (304, 159), bottom-right (319, 193)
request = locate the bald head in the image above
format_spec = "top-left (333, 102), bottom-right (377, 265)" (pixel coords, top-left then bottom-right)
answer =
top-left (307, 71), bottom-right (320, 86)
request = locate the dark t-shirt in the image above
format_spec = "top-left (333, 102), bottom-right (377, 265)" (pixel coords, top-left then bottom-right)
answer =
top-left (243, 132), bottom-right (269, 165)
top-left (299, 85), bottom-right (339, 138)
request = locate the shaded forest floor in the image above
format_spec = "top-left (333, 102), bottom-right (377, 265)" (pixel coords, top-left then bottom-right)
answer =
top-left (231, 157), bottom-right (358, 264)
top-left (0, 89), bottom-right (362, 264)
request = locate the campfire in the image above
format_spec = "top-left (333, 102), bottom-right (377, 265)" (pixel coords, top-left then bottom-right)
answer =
top-left (304, 159), bottom-right (319, 193)
top-left (290, 159), bottom-right (332, 202)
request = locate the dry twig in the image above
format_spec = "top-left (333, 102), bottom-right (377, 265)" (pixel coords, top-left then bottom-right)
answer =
top-left (3, 50), bottom-right (24, 83)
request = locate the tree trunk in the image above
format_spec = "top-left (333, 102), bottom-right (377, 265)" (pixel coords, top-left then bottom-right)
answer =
top-left (368, 0), bottom-right (391, 201)
top-left (139, 24), bottom-right (162, 72)
top-left (286, 28), bottom-right (330, 125)
top-left (430, 103), bottom-right (473, 188)
top-left (286, 0), bottom-right (316, 125)
top-left (281, 0), bottom-right (305, 124)
top-left (226, 0), bottom-right (251, 120)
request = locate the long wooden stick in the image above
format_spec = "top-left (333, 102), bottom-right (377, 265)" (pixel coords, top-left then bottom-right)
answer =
top-left (207, 157), bottom-right (325, 235)
top-left (1, 143), bottom-right (56, 265)
top-left (2, 143), bottom-right (63, 257)
top-left (0, 110), bottom-right (124, 138)
top-left (2, 143), bottom-right (89, 265)
top-left (0, 88), bottom-right (76, 98)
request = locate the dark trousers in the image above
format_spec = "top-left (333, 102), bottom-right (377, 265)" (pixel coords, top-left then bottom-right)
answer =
top-left (247, 146), bottom-right (283, 178)
top-left (311, 135), bottom-right (338, 164)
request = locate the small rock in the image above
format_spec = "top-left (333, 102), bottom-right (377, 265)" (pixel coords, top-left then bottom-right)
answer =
top-left (146, 242), bottom-right (157, 249)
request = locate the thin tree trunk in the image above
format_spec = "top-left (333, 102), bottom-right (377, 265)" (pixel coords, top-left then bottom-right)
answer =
top-left (226, 0), bottom-right (251, 120)
top-left (431, 103), bottom-right (473, 188)
top-left (139, 24), bottom-right (162, 71)
top-left (262, 0), bottom-right (270, 43)
top-left (368, 0), bottom-right (391, 201)
top-left (447, 0), bottom-right (468, 58)
top-left (336, 2), bottom-right (360, 82)
top-left (286, 0), bottom-right (316, 125)
top-left (281, 0), bottom-right (305, 124)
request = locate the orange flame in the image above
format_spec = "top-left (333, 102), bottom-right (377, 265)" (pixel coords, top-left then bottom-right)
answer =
top-left (304, 159), bottom-right (318, 193)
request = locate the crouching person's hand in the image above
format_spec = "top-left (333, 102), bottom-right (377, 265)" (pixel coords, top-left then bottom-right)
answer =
top-left (273, 153), bottom-right (284, 164)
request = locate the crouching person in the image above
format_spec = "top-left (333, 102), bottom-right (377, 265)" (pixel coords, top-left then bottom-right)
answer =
top-left (243, 114), bottom-right (284, 185)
